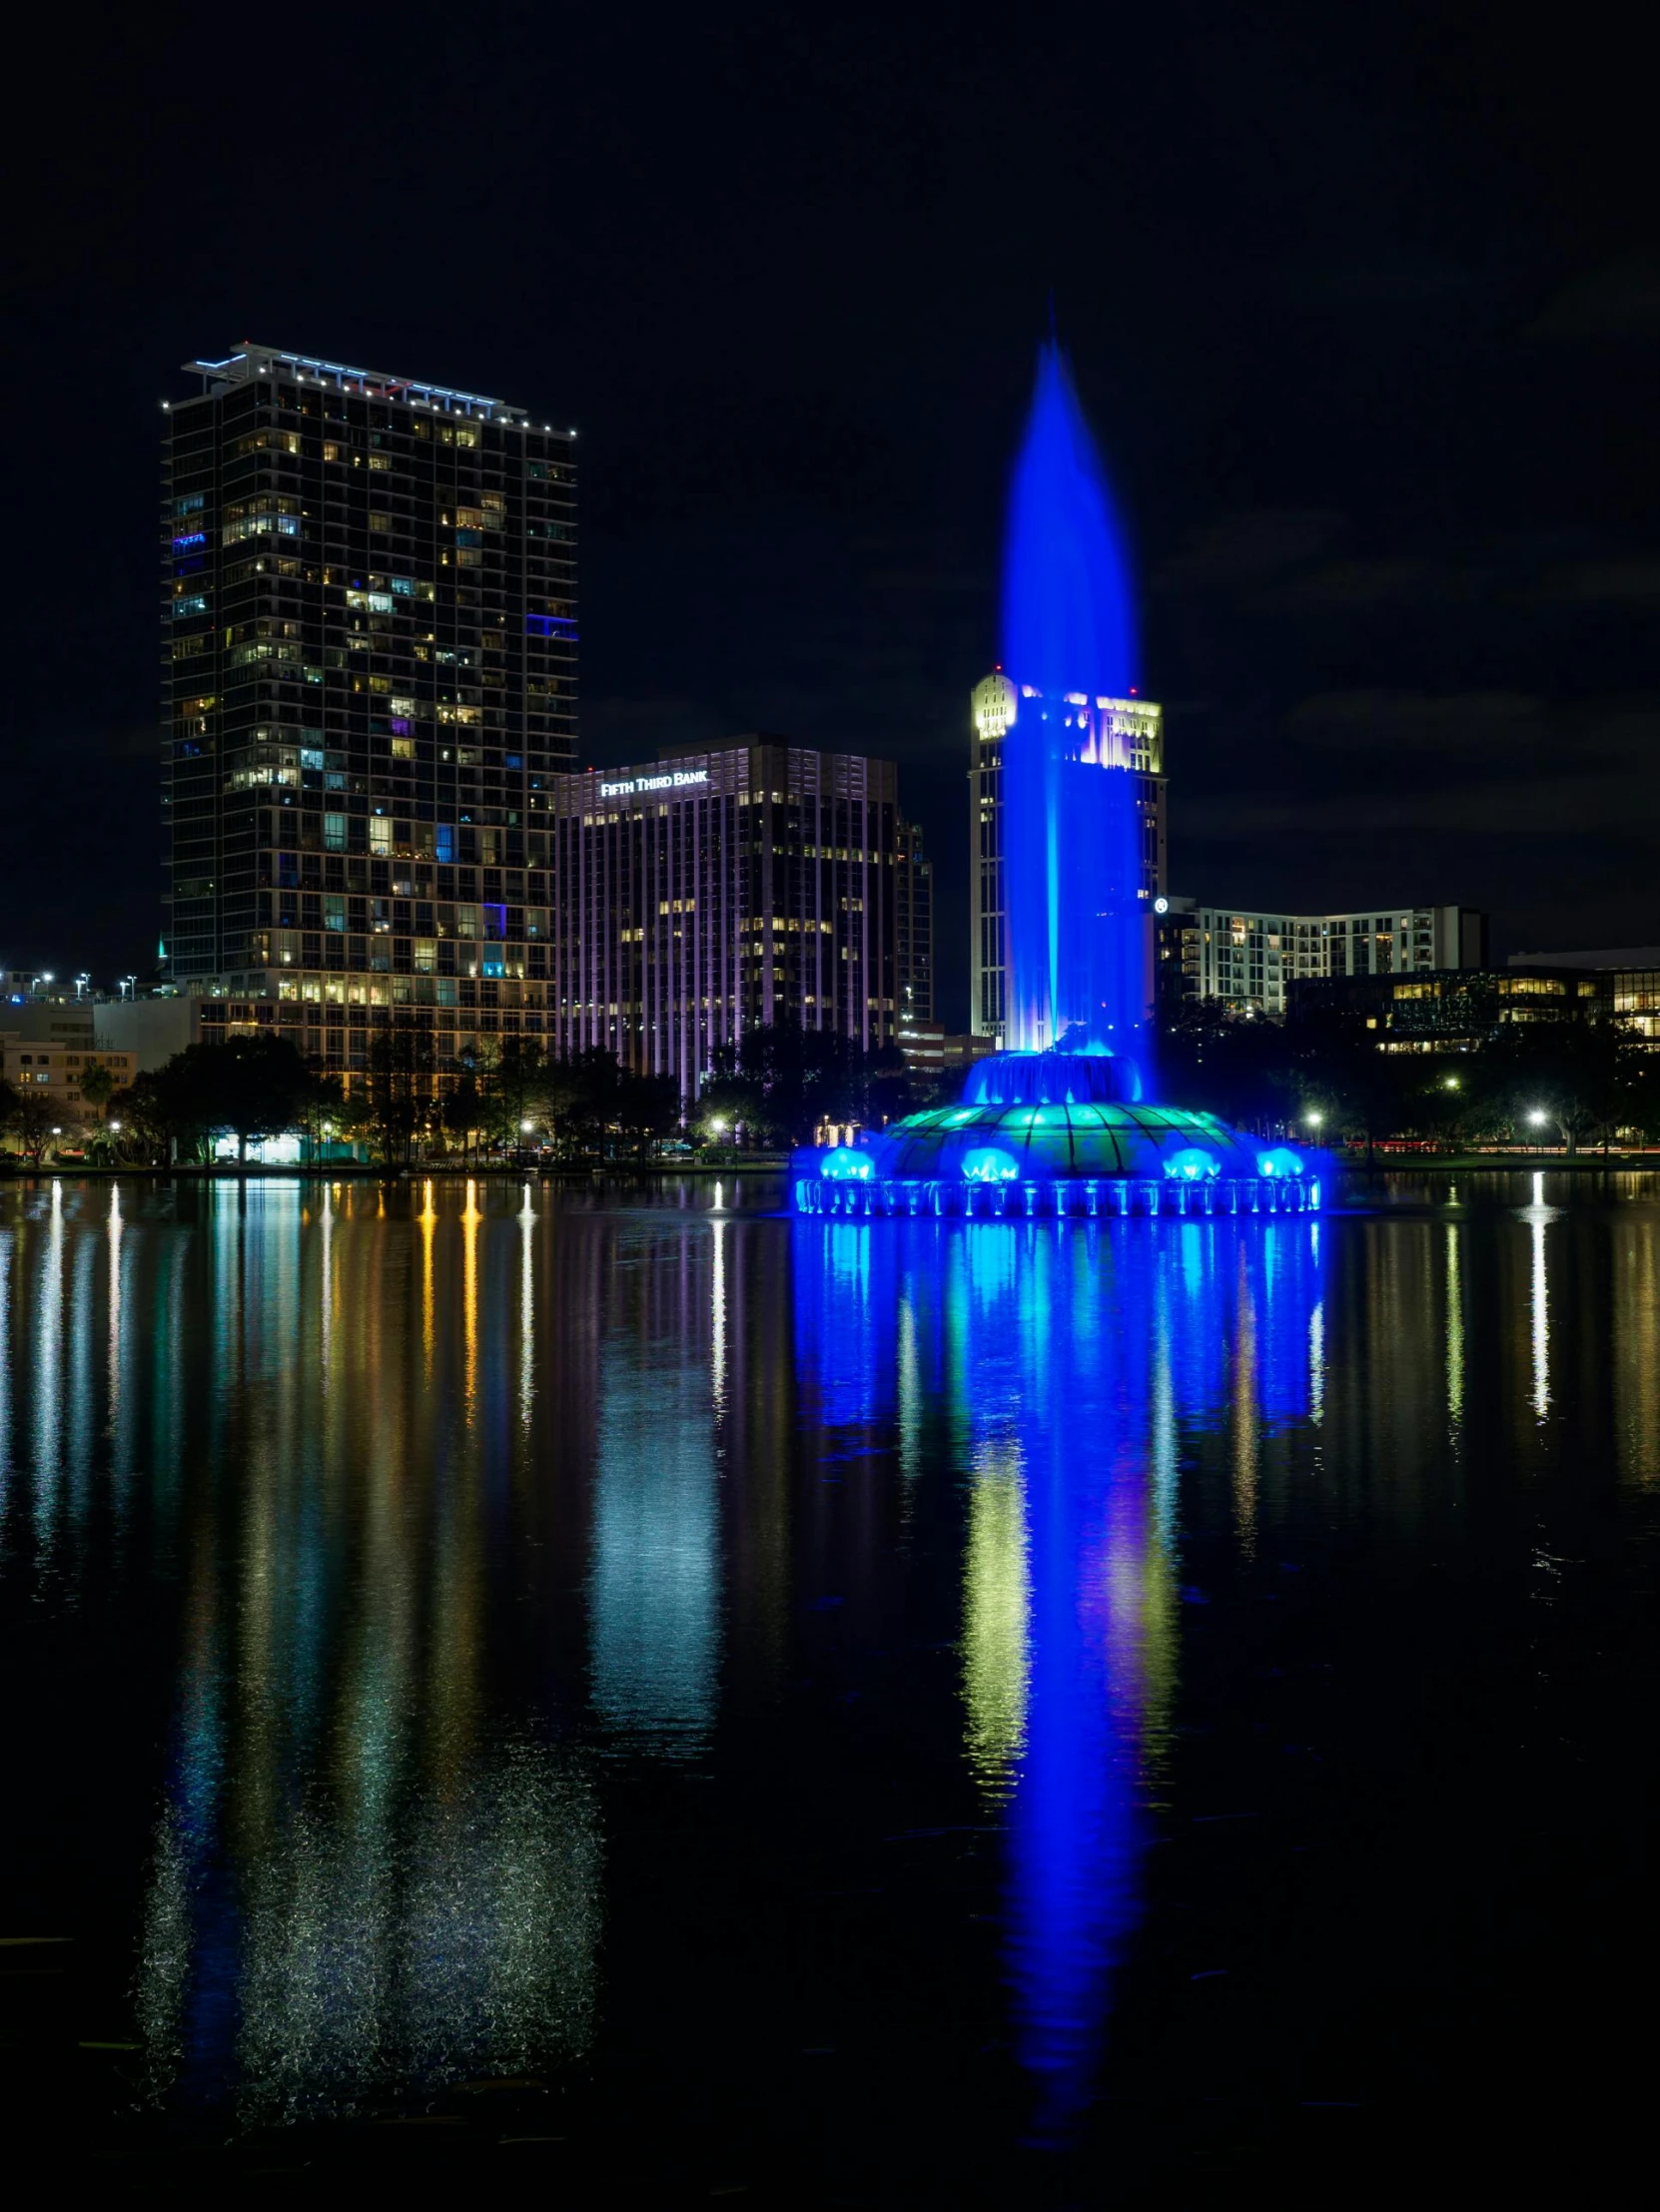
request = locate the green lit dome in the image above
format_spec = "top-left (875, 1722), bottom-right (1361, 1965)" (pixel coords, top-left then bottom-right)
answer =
top-left (869, 1100), bottom-right (1263, 1184)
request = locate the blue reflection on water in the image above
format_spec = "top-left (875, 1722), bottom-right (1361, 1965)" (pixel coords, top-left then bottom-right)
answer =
top-left (590, 1342), bottom-right (721, 1750)
top-left (794, 1214), bottom-right (1323, 2136)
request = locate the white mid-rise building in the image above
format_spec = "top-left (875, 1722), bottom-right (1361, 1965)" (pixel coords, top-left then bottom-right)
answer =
top-left (1157, 899), bottom-right (1487, 1019)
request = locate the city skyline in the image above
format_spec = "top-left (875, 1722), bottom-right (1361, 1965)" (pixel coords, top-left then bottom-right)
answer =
top-left (4, 15), bottom-right (1655, 1019)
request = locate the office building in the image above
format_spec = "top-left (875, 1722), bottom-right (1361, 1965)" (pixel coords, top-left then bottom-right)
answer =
top-left (896, 817), bottom-right (933, 1029)
top-left (544, 740), bottom-right (923, 1097)
top-left (969, 671), bottom-right (1166, 1042)
top-left (162, 341), bottom-right (576, 1076)
top-left (1289, 966), bottom-right (1606, 1050)
top-left (1157, 900), bottom-right (1487, 1019)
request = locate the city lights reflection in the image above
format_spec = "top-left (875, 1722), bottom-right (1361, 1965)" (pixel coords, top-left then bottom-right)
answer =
top-left (1, 1174), bottom-right (1658, 2152)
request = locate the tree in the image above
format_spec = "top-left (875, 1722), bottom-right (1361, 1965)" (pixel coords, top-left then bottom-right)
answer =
top-left (78, 1061), bottom-right (117, 1119)
top-left (362, 1025), bottom-right (436, 1166)
top-left (106, 1069), bottom-right (198, 1164)
top-left (295, 1068), bottom-right (346, 1159)
top-left (1157, 1001), bottom-right (1294, 1130)
top-left (480, 1035), bottom-right (548, 1148)
top-left (699, 1021), bottom-right (899, 1148)
top-left (616, 1070), bottom-right (682, 1156)
top-left (442, 1049), bottom-right (487, 1161)
top-left (540, 1048), bottom-right (615, 1154)
top-left (3, 1080), bottom-right (58, 1165)
top-left (182, 1033), bottom-right (314, 1162)
top-left (1280, 1004), bottom-right (1411, 1166)
top-left (552, 1047), bottom-right (628, 1153)
top-left (1486, 1014), bottom-right (1639, 1154)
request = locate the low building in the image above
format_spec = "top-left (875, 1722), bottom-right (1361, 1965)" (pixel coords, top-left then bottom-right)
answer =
top-left (1158, 899), bottom-right (1487, 1019)
top-left (1507, 949), bottom-right (1660, 1044)
top-left (0, 1037), bottom-right (138, 1119)
top-left (1287, 966), bottom-right (1607, 1050)
top-left (897, 1017), bottom-right (945, 1074)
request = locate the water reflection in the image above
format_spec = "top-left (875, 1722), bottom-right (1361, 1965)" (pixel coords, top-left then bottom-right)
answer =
top-left (794, 1214), bottom-right (1323, 2134)
top-left (5, 1174), bottom-right (1660, 2153)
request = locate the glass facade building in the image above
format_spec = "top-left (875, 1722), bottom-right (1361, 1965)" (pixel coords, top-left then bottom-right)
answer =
top-left (545, 742), bottom-right (926, 1097)
top-left (969, 672), bottom-right (1166, 1043)
top-left (162, 342), bottom-right (576, 1077)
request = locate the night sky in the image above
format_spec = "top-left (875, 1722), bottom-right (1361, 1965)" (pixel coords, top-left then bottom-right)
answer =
top-left (5, 7), bottom-right (1655, 1026)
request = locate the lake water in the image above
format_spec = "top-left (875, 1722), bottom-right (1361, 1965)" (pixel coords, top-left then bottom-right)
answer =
top-left (2, 1171), bottom-right (1659, 2193)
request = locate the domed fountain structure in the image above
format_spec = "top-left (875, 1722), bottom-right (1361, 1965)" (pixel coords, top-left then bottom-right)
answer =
top-left (795, 347), bottom-right (1317, 1221)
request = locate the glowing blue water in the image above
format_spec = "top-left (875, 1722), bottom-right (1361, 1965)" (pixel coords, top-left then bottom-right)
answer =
top-left (1001, 346), bottom-right (1148, 1070)
top-left (794, 1211), bottom-right (1325, 2137)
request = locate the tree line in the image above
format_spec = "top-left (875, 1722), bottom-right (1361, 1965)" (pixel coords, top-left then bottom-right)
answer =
top-left (2, 1021), bottom-right (920, 1167)
top-left (1158, 1001), bottom-right (1660, 1158)
top-left (12, 1002), bottom-right (1653, 1169)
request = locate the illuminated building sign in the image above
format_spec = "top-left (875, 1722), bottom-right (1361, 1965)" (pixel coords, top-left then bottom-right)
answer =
top-left (598, 769), bottom-right (709, 800)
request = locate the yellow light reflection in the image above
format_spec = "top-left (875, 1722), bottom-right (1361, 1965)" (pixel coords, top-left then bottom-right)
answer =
top-left (1614, 1216), bottom-right (1660, 1484)
top-left (1445, 1219), bottom-right (1464, 1434)
top-left (419, 1178), bottom-right (437, 1365)
top-left (961, 1439), bottom-right (1031, 1802)
top-left (462, 1177), bottom-right (480, 1414)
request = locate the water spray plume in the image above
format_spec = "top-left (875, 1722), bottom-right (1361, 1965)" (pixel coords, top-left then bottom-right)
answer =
top-left (1000, 345), bottom-right (1146, 1068)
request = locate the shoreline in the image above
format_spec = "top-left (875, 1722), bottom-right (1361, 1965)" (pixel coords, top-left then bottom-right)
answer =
top-left (5, 1153), bottom-right (1660, 1182)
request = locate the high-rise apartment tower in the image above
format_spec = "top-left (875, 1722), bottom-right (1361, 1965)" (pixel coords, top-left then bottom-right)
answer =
top-left (969, 672), bottom-right (1166, 1042)
top-left (163, 343), bottom-right (576, 1076)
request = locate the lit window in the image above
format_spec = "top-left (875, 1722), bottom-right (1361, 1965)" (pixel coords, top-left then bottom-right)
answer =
top-left (324, 813), bottom-right (348, 852)
top-left (369, 818), bottom-right (392, 855)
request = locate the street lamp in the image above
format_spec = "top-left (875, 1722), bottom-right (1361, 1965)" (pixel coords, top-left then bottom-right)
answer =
top-left (1303, 1109), bottom-right (1324, 1129)
top-left (1443, 1077), bottom-right (1460, 1090)
top-left (109, 1121), bottom-right (122, 1134)
top-left (1527, 1108), bottom-right (1548, 1127)
top-left (709, 1116), bottom-right (728, 1136)
top-left (520, 1117), bottom-right (535, 1134)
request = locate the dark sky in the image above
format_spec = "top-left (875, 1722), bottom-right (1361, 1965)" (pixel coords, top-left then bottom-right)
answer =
top-left (4, 4), bottom-right (1656, 1025)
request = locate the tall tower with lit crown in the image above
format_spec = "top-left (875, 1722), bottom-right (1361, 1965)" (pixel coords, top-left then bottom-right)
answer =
top-left (969, 672), bottom-right (1166, 1043)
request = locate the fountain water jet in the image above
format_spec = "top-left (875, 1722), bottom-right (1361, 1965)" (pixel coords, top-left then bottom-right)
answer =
top-left (794, 345), bottom-right (1315, 1217)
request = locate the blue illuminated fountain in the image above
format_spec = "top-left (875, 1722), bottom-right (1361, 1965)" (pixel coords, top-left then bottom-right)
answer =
top-left (796, 346), bottom-right (1315, 1219)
